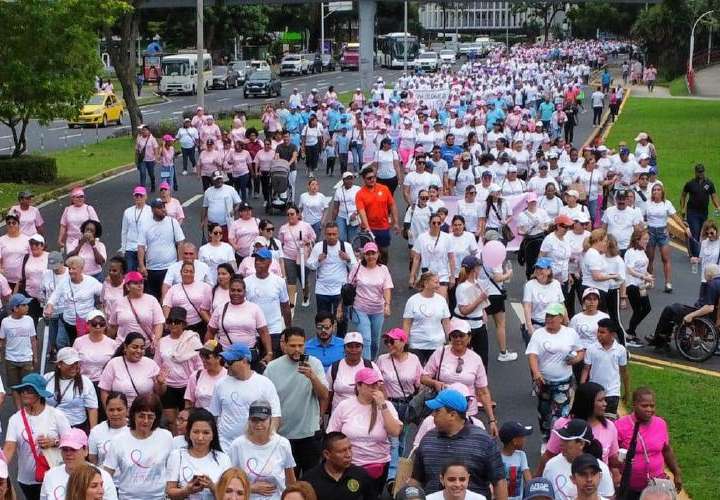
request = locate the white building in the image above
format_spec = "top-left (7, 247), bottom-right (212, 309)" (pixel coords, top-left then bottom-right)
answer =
top-left (419, 1), bottom-right (527, 31)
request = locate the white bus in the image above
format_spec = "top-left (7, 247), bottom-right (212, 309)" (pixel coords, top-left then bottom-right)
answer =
top-left (375, 33), bottom-right (420, 69)
top-left (159, 52), bottom-right (212, 95)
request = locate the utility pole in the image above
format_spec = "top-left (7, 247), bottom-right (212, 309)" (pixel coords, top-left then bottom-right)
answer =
top-left (197, 0), bottom-right (205, 109)
top-left (689, 10), bottom-right (714, 73)
top-left (404, 0), bottom-right (408, 73)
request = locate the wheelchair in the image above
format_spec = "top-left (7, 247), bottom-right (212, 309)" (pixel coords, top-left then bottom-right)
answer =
top-left (672, 316), bottom-right (720, 362)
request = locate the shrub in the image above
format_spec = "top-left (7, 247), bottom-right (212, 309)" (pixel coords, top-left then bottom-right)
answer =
top-left (0, 155), bottom-right (57, 182)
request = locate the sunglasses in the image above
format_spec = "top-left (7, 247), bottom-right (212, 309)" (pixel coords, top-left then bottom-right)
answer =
top-left (264, 227), bottom-right (275, 231)
top-left (431, 221), bottom-right (441, 226)
top-left (168, 319), bottom-right (185, 325)
top-left (5, 220), bottom-right (18, 225)
top-left (89, 320), bottom-right (106, 328)
top-left (211, 231), bottom-right (223, 235)
top-left (383, 337), bottom-right (395, 345)
top-left (419, 197), bottom-right (429, 201)
top-left (560, 225), bottom-right (572, 229)
top-left (315, 323), bottom-right (332, 331)
top-left (455, 357), bottom-right (464, 374)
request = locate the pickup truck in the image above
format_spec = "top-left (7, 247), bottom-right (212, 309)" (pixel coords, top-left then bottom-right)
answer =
top-left (280, 54), bottom-right (310, 76)
top-left (417, 51), bottom-right (440, 72)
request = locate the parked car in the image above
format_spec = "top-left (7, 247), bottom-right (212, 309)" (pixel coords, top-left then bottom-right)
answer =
top-left (211, 65), bottom-right (240, 89)
top-left (417, 51), bottom-right (440, 72)
top-left (321, 54), bottom-right (336, 72)
top-left (279, 54), bottom-right (310, 76)
top-left (68, 92), bottom-right (124, 128)
top-left (244, 71), bottom-right (281, 98)
top-left (439, 49), bottom-right (457, 65)
top-left (229, 60), bottom-right (250, 83)
top-left (340, 43), bottom-right (359, 71)
top-left (250, 60), bottom-right (271, 72)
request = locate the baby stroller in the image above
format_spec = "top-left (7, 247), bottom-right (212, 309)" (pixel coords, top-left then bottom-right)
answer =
top-left (268, 159), bottom-right (291, 215)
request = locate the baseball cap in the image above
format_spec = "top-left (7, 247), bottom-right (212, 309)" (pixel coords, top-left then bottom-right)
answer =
top-left (582, 288), bottom-right (600, 300)
top-left (59, 428), bottom-right (88, 450)
top-left (123, 271), bottom-right (144, 284)
top-left (553, 418), bottom-right (594, 442)
top-left (545, 303), bottom-right (566, 317)
top-left (8, 293), bottom-right (32, 310)
top-left (220, 343), bottom-right (252, 363)
top-left (489, 183), bottom-right (501, 193)
top-left (355, 367), bottom-right (382, 385)
top-left (253, 236), bottom-right (269, 247)
top-left (162, 134), bottom-right (174, 142)
top-left (507, 165), bottom-right (518, 173)
top-left (481, 170), bottom-right (493, 178)
top-left (197, 339), bottom-right (223, 355)
top-left (86, 309), bottom-right (105, 322)
top-left (619, 147), bottom-right (630, 155)
top-left (499, 421), bottom-right (533, 444)
top-left (18, 190), bottom-right (33, 199)
top-left (695, 163), bottom-right (705, 173)
top-left (547, 151), bottom-right (559, 160)
top-left (461, 151), bottom-right (471, 161)
top-left (56, 347), bottom-right (80, 365)
top-left (384, 328), bottom-right (408, 342)
top-left (426, 389), bottom-right (469, 413)
top-left (634, 132), bottom-right (648, 142)
top-left (534, 257), bottom-right (553, 270)
top-left (149, 198), bottom-right (165, 208)
top-left (29, 233), bottom-right (45, 245)
top-left (70, 187), bottom-right (85, 197)
top-left (344, 331), bottom-right (364, 345)
top-left (238, 201), bottom-right (251, 211)
top-left (554, 214), bottom-right (573, 226)
top-left (447, 317), bottom-right (471, 334)
top-left (133, 186), bottom-right (147, 196)
top-left (212, 170), bottom-right (224, 180)
top-left (524, 477), bottom-right (554, 499)
top-left (571, 453), bottom-right (602, 474)
top-left (159, 181), bottom-right (171, 191)
top-left (342, 171), bottom-right (355, 179)
top-left (363, 242), bottom-right (379, 253)
top-left (253, 248), bottom-right (273, 260)
top-left (565, 189), bottom-right (580, 198)
top-left (47, 251), bottom-right (64, 269)
top-left (395, 485), bottom-right (426, 500)
top-left (574, 212), bottom-right (590, 224)
top-left (167, 306), bottom-right (187, 324)
top-left (638, 152), bottom-right (650, 161)
top-left (248, 400), bottom-right (272, 420)
top-left (461, 255), bottom-right (481, 269)
top-left (526, 192), bottom-right (538, 203)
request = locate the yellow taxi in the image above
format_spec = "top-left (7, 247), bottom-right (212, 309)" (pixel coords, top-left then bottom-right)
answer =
top-left (68, 92), bottom-right (125, 128)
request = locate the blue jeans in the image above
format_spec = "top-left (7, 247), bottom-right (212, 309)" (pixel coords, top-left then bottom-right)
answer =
top-left (352, 309), bottom-right (385, 359)
top-left (687, 211), bottom-right (706, 257)
top-left (316, 294), bottom-right (340, 315)
top-left (587, 198), bottom-right (598, 226)
top-left (51, 316), bottom-right (70, 350)
top-left (124, 250), bottom-right (139, 271)
top-left (311, 221), bottom-right (322, 240)
top-left (350, 143), bottom-right (363, 171)
top-left (388, 399), bottom-right (410, 480)
top-left (181, 147), bottom-right (196, 172)
top-left (138, 160), bottom-right (156, 190)
top-left (336, 217), bottom-right (360, 243)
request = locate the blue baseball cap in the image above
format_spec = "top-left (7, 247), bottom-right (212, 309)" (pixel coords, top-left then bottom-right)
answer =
top-left (220, 343), bottom-right (252, 363)
top-left (12, 373), bottom-right (53, 398)
top-left (534, 257), bottom-right (553, 270)
top-left (253, 248), bottom-right (272, 260)
top-left (8, 293), bottom-right (32, 310)
top-left (425, 389), bottom-right (468, 413)
top-left (524, 477), bottom-right (554, 499)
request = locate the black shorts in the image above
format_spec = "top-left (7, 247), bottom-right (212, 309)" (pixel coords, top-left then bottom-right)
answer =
top-left (485, 294), bottom-right (506, 315)
top-left (160, 385), bottom-right (186, 411)
top-left (373, 229), bottom-right (391, 248)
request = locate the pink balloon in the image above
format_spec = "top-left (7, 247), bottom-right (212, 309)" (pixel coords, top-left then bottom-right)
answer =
top-left (481, 240), bottom-right (507, 268)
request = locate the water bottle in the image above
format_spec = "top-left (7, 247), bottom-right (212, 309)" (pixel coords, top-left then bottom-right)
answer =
top-left (691, 257), bottom-right (699, 274)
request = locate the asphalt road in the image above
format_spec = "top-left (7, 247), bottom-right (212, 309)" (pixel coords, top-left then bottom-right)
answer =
top-left (0, 68), bottom-right (404, 154)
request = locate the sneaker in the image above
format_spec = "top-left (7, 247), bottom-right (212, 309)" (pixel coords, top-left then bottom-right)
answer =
top-left (182, 170), bottom-right (188, 176)
top-left (625, 337), bottom-right (644, 348)
top-left (664, 283), bottom-right (673, 293)
top-left (497, 350), bottom-right (518, 362)
top-left (302, 297), bottom-right (311, 307)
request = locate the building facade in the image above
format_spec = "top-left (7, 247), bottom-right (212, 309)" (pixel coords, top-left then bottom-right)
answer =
top-left (419, 1), bottom-right (527, 31)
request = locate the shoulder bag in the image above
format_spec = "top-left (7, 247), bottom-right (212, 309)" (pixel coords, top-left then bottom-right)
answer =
top-left (122, 357), bottom-right (142, 397)
top-left (20, 408), bottom-right (51, 482)
top-left (483, 266), bottom-right (508, 301)
top-left (407, 346), bottom-right (446, 425)
top-left (127, 296), bottom-right (155, 357)
top-left (340, 264), bottom-right (362, 307)
top-left (491, 202), bottom-right (514, 242)
top-left (16, 253), bottom-right (30, 295)
top-left (68, 282), bottom-right (89, 337)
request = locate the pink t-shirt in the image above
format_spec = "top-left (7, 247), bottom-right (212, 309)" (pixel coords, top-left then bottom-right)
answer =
top-left (211, 287), bottom-right (230, 313)
top-left (100, 281), bottom-right (124, 318)
top-left (327, 396), bottom-right (399, 466)
top-left (60, 204), bottom-right (99, 251)
top-left (76, 241), bottom-right (107, 276)
top-left (0, 234), bottom-right (29, 283)
top-left (616, 415), bottom-right (670, 491)
top-left (200, 123), bottom-right (221, 145)
top-left (136, 135), bottom-right (159, 162)
top-left (327, 359), bottom-right (382, 412)
top-left (22, 252), bottom-right (48, 299)
top-left (99, 356), bottom-right (160, 407)
top-left (255, 149), bottom-right (275, 172)
top-left (225, 150), bottom-right (252, 176)
top-left (350, 264), bottom-right (394, 315)
top-left (10, 205), bottom-right (44, 236)
top-left (229, 218), bottom-right (260, 258)
top-left (277, 221), bottom-right (316, 262)
top-left (164, 198), bottom-right (185, 223)
top-left (109, 294), bottom-right (164, 343)
top-left (73, 334), bottom-right (117, 382)
top-left (547, 416), bottom-right (619, 464)
top-left (237, 256), bottom-right (283, 279)
top-left (423, 346), bottom-right (488, 416)
top-left (154, 334), bottom-right (203, 388)
top-left (229, 128), bottom-right (246, 143)
top-left (184, 367), bottom-right (227, 408)
top-left (162, 281), bottom-right (212, 325)
top-left (376, 353), bottom-right (422, 400)
top-left (160, 146), bottom-right (175, 167)
top-left (208, 301), bottom-right (267, 348)
top-left (198, 149), bottom-right (223, 176)
top-left (0, 275), bottom-right (11, 299)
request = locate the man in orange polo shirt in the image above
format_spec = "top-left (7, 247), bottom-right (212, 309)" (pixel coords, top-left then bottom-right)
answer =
top-left (355, 165), bottom-right (400, 263)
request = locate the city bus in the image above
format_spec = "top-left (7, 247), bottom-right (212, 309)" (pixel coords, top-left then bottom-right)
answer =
top-left (375, 33), bottom-right (420, 69)
top-left (159, 52), bottom-right (212, 95)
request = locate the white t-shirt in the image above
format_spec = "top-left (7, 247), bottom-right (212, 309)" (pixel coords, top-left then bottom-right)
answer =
top-left (543, 453), bottom-right (615, 500)
top-left (334, 185), bottom-right (362, 221)
top-left (103, 428), bottom-right (174, 500)
top-left (540, 232), bottom-right (572, 283)
top-left (302, 124), bottom-right (323, 147)
top-left (450, 232), bottom-right (480, 277)
top-left (138, 217), bottom-right (186, 270)
top-left (228, 434), bottom-right (296, 500)
top-left (522, 279), bottom-right (565, 324)
top-left (198, 243), bottom-right (236, 285)
top-left (455, 280), bottom-right (489, 329)
top-left (298, 192), bottom-right (330, 226)
top-left (0, 315), bottom-right (36, 362)
top-left (209, 373), bottom-right (282, 450)
top-left (403, 292), bottom-right (450, 350)
top-left (581, 248), bottom-right (609, 291)
top-left (306, 240), bottom-right (357, 295)
top-left (6, 406), bottom-right (71, 484)
top-left (404, 172), bottom-right (440, 203)
top-left (163, 259), bottom-right (211, 287)
top-left (517, 208), bottom-right (551, 237)
top-left (569, 311), bottom-right (610, 349)
top-left (413, 231), bottom-right (454, 281)
top-left (644, 200), bottom-right (676, 228)
top-left (43, 372), bottom-right (99, 426)
top-left (375, 149), bottom-right (400, 179)
top-left (165, 448), bottom-right (232, 500)
top-left (88, 421), bottom-right (128, 467)
top-left (456, 200), bottom-right (483, 233)
top-left (525, 326), bottom-right (581, 382)
top-left (700, 239), bottom-right (720, 283)
top-left (623, 248), bottom-right (648, 287)
top-left (243, 273), bottom-right (290, 335)
top-left (602, 206), bottom-right (643, 249)
top-left (203, 185), bottom-right (241, 226)
top-left (585, 340), bottom-right (628, 397)
top-left (426, 491), bottom-right (487, 500)
top-left (40, 464), bottom-right (117, 500)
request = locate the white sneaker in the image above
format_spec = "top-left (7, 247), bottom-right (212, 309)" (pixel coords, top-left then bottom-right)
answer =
top-left (302, 298), bottom-right (311, 307)
top-left (182, 170), bottom-right (188, 176)
top-left (497, 350), bottom-right (518, 362)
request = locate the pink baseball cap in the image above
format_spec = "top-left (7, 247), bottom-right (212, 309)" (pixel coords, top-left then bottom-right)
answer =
top-left (123, 271), bottom-right (144, 284)
top-left (162, 134), bottom-right (174, 142)
top-left (363, 242), bottom-right (379, 253)
top-left (447, 382), bottom-right (472, 398)
top-left (59, 428), bottom-right (88, 450)
top-left (384, 328), bottom-right (408, 342)
top-left (355, 367), bottom-right (382, 385)
top-left (159, 181), bottom-right (171, 191)
top-left (526, 192), bottom-right (538, 203)
top-left (448, 317), bottom-right (471, 334)
top-left (133, 186), bottom-right (147, 196)
top-left (70, 187), bottom-right (85, 197)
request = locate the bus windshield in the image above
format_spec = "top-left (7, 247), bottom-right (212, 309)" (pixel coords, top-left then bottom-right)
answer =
top-left (390, 39), bottom-right (419, 60)
top-left (162, 61), bottom-right (190, 76)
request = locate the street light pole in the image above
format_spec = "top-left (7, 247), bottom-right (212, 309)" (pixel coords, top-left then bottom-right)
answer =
top-left (404, 0), bottom-right (408, 73)
top-left (196, 0), bottom-right (204, 109)
top-left (321, 2), bottom-right (325, 59)
top-left (689, 10), bottom-right (714, 73)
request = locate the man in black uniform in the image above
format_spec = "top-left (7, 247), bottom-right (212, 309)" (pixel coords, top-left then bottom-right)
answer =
top-left (680, 163), bottom-right (720, 257)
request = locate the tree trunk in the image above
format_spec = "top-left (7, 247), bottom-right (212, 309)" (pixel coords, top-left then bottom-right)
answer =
top-left (104, 1), bottom-right (142, 136)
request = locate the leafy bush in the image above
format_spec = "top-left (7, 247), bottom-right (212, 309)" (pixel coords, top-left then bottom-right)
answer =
top-left (0, 155), bottom-right (57, 182)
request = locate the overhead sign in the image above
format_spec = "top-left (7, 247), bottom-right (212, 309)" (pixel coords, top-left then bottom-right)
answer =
top-left (328, 1), bottom-right (352, 12)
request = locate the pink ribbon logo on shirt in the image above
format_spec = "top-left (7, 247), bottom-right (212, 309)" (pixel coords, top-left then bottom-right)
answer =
top-left (230, 391), bottom-right (243, 406)
top-left (130, 449), bottom-right (152, 468)
top-left (53, 486), bottom-right (66, 500)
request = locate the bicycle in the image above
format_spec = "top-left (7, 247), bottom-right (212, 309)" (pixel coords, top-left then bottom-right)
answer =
top-left (673, 316), bottom-right (719, 362)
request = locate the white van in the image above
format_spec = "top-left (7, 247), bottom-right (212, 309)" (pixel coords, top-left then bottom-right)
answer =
top-left (159, 52), bottom-right (212, 95)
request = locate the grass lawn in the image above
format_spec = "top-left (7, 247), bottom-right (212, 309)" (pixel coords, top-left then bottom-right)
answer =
top-left (667, 76), bottom-right (690, 97)
top-left (628, 362), bottom-right (720, 499)
top-left (605, 96), bottom-right (720, 205)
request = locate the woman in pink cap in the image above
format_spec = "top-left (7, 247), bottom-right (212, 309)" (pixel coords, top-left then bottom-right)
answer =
top-left (58, 187), bottom-right (99, 252)
top-left (0, 212), bottom-right (29, 291)
top-left (158, 181), bottom-right (185, 224)
top-left (327, 367), bottom-right (402, 496)
top-left (159, 134), bottom-right (178, 191)
top-left (107, 271), bottom-right (164, 347)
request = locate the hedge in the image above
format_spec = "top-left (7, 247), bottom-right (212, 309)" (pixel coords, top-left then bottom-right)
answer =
top-left (0, 155), bottom-right (58, 183)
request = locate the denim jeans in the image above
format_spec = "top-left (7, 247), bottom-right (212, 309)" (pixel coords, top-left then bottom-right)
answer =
top-left (181, 147), bottom-right (196, 172)
top-left (388, 399), bottom-right (410, 480)
top-left (352, 309), bottom-right (385, 359)
top-left (687, 211), bottom-right (706, 257)
top-left (49, 316), bottom-right (69, 350)
top-left (336, 217), bottom-right (360, 243)
top-left (350, 143), bottom-right (364, 171)
top-left (316, 294), bottom-right (340, 315)
top-left (138, 160), bottom-right (156, 190)
top-left (230, 173), bottom-right (251, 202)
top-left (587, 198), bottom-right (598, 226)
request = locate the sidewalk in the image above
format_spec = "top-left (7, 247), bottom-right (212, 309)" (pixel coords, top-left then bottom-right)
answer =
top-left (631, 83), bottom-right (720, 100)
top-left (694, 64), bottom-right (720, 97)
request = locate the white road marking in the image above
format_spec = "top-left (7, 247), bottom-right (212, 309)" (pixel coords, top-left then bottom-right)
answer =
top-left (0, 135), bottom-right (12, 140)
top-left (181, 194), bottom-right (203, 207)
top-left (172, 111), bottom-right (183, 115)
top-left (0, 147), bottom-right (12, 151)
top-left (48, 126), bottom-right (66, 131)
top-left (183, 104), bottom-right (196, 109)
top-left (143, 110), bottom-right (160, 115)
top-left (59, 134), bottom-right (81, 140)
top-left (217, 97), bottom-right (230, 102)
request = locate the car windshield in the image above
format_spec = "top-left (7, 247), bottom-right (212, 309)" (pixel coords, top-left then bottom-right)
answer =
top-left (162, 61), bottom-right (189, 76)
top-left (440, 50), bottom-right (454, 55)
top-left (87, 95), bottom-right (107, 105)
top-left (231, 62), bottom-right (246, 71)
top-left (213, 66), bottom-right (228, 76)
top-left (284, 55), bottom-right (300, 61)
top-left (249, 71), bottom-right (271, 81)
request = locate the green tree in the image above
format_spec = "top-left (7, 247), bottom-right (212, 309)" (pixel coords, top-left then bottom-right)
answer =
top-left (512, 1), bottom-right (566, 43)
top-left (566, 1), bottom-right (639, 39)
top-left (0, 0), bottom-right (124, 157)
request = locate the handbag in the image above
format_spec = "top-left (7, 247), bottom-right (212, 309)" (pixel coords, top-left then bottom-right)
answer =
top-left (407, 346), bottom-right (445, 425)
top-left (340, 264), bottom-right (361, 307)
top-left (393, 451), bottom-right (415, 496)
top-left (490, 202), bottom-right (514, 241)
top-left (68, 283), bottom-right (89, 337)
top-left (483, 266), bottom-right (508, 301)
top-left (20, 408), bottom-right (51, 482)
top-left (618, 419), bottom-right (641, 499)
top-left (390, 356), bottom-right (413, 421)
top-left (127, 297), bottom-right (155, 357)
